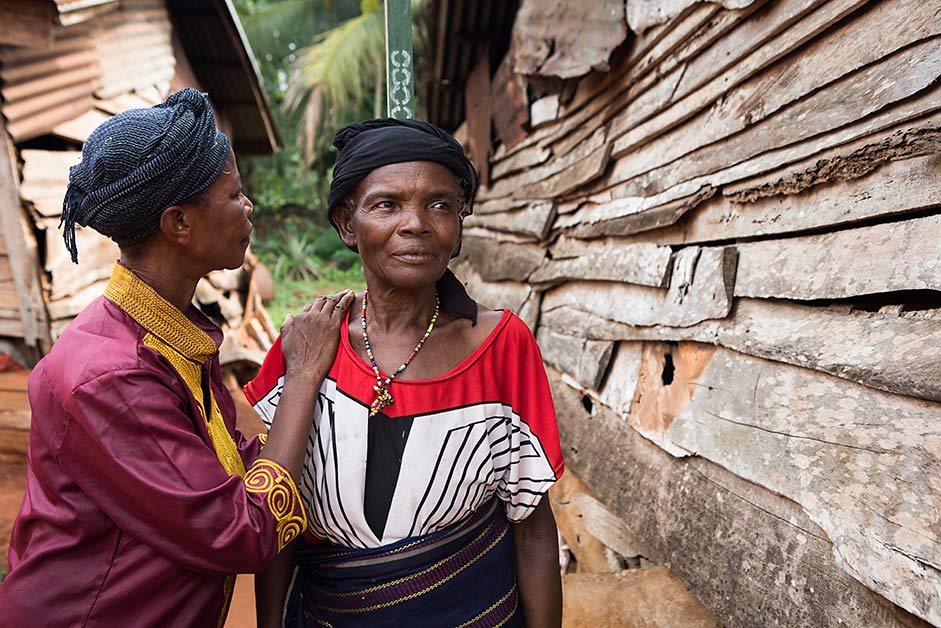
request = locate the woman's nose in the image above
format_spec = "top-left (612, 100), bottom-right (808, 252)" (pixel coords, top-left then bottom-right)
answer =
top-left (243, 194), bottom-right (254, 217)
top-left (398, 206), bottom-right (431, 234)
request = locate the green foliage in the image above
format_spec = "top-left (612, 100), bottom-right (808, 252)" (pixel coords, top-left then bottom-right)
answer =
top-left (251, 214), bottom-right (364, 324)
top-left (233, 0), bottom-right (430, 322)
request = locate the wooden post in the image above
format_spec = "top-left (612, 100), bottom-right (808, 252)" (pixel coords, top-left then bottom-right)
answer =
top-left (0, 130), bottom-right (50, 354)
top-left (383, 0), bottom-right (414, 119)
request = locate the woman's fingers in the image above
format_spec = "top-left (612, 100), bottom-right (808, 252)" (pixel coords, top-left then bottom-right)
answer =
top-left (280, 313), bottom-right (294, 337)
top-left (332, 289), bottom-right (355, 314)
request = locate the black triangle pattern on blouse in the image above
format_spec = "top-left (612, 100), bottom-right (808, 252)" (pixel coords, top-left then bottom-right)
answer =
top-left (363, 412), bottom-right (415, 540)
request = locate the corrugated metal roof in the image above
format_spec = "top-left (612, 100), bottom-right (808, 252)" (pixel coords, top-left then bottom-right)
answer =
top-left (52, 0), bottom-right (121, 26)
top-left (166, 0), bottom-right (281, 154)
top-left (0, 26), bottom-right (101, 142)
top-left (91, 1), bottom-right (175, 99)
top-left (0, 1), bottom-right (177, 143)
top-left (424, 0), bottom-right (520, 132)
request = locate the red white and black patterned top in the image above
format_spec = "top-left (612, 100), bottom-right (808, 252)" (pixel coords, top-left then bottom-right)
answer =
top-left (244, 309), bottom-right (564, 549)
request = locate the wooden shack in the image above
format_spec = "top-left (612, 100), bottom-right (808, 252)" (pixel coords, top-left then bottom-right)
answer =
top-left (0, 0), bottom-right (280, 365)
top-left (426, 0), bottom-right (941, 625)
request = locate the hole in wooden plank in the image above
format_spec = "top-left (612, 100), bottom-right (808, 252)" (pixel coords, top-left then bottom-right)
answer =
top-left (661, 352), bottom-right (675, 386)
top-left (581, 395), bottom-right (593, 414)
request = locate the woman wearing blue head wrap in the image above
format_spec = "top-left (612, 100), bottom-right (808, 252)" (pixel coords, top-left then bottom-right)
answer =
top-left (246, 118), bottom-right (564, 627)
top-left (0, 89), bottom-right (354, 627)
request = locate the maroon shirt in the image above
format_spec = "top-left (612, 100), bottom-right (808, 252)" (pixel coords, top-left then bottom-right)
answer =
top-left (0, 265), bottom-right (305, 627)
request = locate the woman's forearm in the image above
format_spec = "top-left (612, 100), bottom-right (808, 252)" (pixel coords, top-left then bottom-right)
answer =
top-left (256, 546), bottom-right (296, 628)
top-left (513, 499), bottom-right (563, 627)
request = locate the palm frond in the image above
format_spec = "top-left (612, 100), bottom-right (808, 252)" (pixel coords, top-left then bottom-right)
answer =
top-left (242, 0), bottom-right (323, 58)
top-left (285, 9), bottom-right (385, 113)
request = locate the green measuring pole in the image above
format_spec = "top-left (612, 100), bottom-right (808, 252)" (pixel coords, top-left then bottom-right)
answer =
top-left (384, 0), bottom-right (415, 119)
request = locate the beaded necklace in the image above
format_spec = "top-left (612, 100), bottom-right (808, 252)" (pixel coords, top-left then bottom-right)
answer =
top-left (361, 290), bottom-right (440, 417)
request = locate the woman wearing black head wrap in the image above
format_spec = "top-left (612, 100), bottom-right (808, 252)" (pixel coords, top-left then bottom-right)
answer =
top-left (0, 89), bottom-right (355, 627)
top-left (247, 119), bottom-right (564, 627)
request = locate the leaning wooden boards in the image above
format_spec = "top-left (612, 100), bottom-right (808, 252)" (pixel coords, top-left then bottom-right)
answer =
top-left (443, 0), bottom-right (941, 624)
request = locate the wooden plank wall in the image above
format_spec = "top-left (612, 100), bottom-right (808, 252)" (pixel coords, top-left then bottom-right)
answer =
top-left (449, 0), bottom-right (941, 624)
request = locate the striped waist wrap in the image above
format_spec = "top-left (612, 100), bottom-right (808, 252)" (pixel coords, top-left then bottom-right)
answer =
top-left (286, 499), bottom-right (522, 627)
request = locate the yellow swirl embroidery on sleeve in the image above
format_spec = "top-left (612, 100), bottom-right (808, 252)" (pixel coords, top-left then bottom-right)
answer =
top-left (244, 459), bottom-right (308, 550)
top-left (257, 432), bottom-right (268, 446)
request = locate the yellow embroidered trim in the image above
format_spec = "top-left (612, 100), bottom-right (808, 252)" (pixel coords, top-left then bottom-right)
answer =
top-left (257, 432), bottom-right (268, 446)
top-left (105, 263), bottom-right (217, 361)
top-left (244, 458), bottom-right (308, 550)
top-left (143, 333), bottom-right (246, 478)
top-left (318, 524), bottom-right (509, 613)
top-left (455, 583), bottom-right (518, 628)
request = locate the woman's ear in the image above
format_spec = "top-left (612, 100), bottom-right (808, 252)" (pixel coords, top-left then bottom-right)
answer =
top-left (450, 219), bottom-right (463, 259)
top-left (333, 203), bottom-right (358, 250)
top-left (159, 205), bottom-right (191, 245)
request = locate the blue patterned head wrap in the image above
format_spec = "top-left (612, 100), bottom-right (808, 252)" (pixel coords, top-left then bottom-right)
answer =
top-left (61, 88), bottom-right (231, 263)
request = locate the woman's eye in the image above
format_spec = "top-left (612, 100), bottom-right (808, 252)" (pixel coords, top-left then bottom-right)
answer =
top-left (430, 201), bottom-right (452, 211)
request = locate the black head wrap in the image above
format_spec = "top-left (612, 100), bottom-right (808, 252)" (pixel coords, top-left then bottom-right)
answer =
top-left (327, 118), bottom-right (478, 227)
top-left (327, 118), bottom-right (480, 323)
top-left (61, 88), bottom-right (231, 263)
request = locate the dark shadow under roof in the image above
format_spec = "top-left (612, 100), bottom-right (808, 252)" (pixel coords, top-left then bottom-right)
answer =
top-left (166, 0), bottom-right (281, 155)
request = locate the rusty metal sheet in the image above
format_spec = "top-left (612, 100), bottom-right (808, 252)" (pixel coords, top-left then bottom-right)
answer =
top-left (0, 26), bottom-right (101, 142)
top-left (90, 1), bottom-right (175, 99)
top-left (490, 55), bottom-right (528, 149)
top-left (52, 0), bottom-right (121, 27)
top-left (0, 1), bottom-right (56, 48)
top-left (464, 55), bottom-right (492, 186)
top-left (510, 0), bottom-right (628, 79)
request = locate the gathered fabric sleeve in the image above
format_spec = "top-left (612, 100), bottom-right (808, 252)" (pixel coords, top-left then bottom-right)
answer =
top-left (55, 367), bottom-right (306, 575)
top-left (496, 315), bottom-right (565, 522)
top-left (237, 431), bottom-right (267, 468)
top-left (243, 335), bottom-right (287, 424)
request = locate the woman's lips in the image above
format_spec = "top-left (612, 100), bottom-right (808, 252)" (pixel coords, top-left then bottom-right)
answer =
top-left (391, 250), bottom-right (435, 263)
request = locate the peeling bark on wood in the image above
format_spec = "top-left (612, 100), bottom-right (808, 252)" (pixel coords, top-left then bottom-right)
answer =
top-left (483, 127), bottom-right (608, 200)
top-left (550, 368), bottom-right (931, 627)
top-left (735, 214), bottom-right (941, 300)
top-left (517, 140), bottom-right (611, 199)
top-left (490, 144), bottom-right (551, 181)
top-left (455, 235), bottom-right (545, 282)
top-left (725, 116), bottom-right (941, 203)
top-left (463, 201), bottom-right (556, 240)
top-left (559, 83), bottom-right (941, 238)
top-left (541, 299), bottom-right (941, 403)
top-left (635, 152), bottom-right (941, 245)
top-left (531, 237), bottom-right (672, 288)
top-left (548, 1), bottom-right (734, 161)
top-left (627, 0), bottom-right (757, 35)
top-left (609, 0), bottom-right (877, 163)
top-left (606, 33), bottom-right (941, 201)
top-left (536, 327), bottom-right (613, 390)
top-left (491, 56), bottom-right (529, 150)
top-left (450, 261), bottom-right (536, 326)
top-left (541, 247), bottom-right (733, 329)
top-left (510, 0), bottom-right (628, 79)
top-left (629, 344), bottom-right (941, 624)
